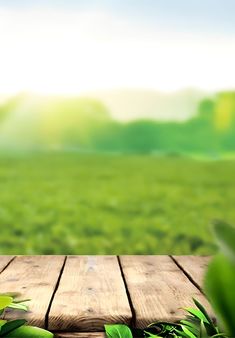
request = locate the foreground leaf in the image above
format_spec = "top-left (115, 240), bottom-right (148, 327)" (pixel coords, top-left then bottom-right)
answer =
top-left (213, 221), bottom-right (235, 263)
top-left (104, 324), bottom-right (133, 338)
top-left (0, 320), bottom-right (26, 336)
top-left (192, 299), bottom-right (218, 336)
top-left (7, 303), bottom-right (28, 312)
top-left (193, 299), bottom-right (214, 327)
top-left (180, 325), bottom-right (197, 338)
top-left (183, 308), bottom-right (209, 325)
top-left (13, 299), bottom-right (30, 304)
top-left (199, 320), bottom-right (209, 338)
top-left (180, 320), bottom-right (199, 336)
top-left (0, 297), bottom-right (13, 311)
top-left (204, 254), bottom-right (235, 336)
top-left (4, 325), bottom-right (54, 337)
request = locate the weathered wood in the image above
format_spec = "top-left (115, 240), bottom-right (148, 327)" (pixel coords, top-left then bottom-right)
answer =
top-left (0, 256), bottom-right (65, 327)
top-left (55, 333), bottom-right (105, 338)
top-left (0, 255), bottom-right (213, 333)
top-left (49, 256), bottom-right (132, 331)
top-left (0, 256), bottom-right (14, 273)
top-left (119, 255), bottom-right (213, 328)
top-left (172, 255), bottom-right (211, 290)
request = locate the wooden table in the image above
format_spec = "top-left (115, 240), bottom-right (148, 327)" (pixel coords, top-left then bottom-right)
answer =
top-left (0, 256), bottom-right (212, 338)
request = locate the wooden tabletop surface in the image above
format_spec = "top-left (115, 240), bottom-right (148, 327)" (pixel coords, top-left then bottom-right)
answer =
top-left (0, 255), bottom-right (212, 338)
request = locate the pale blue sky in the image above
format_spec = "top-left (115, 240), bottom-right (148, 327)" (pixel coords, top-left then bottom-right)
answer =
top-left (1, 0), bottom-right (235, 35)
top-left (0, 0), bottom-right (235, 95)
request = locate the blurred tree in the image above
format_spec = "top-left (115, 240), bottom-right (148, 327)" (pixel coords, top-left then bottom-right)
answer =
top-left (198, 98), bottom-right (215, 123)
top-left (215, 92), bottom-right (235, 131)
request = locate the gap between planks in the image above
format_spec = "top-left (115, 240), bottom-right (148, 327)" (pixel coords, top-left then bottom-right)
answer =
top-left (0, 256), bottom-right (133, 331)
top-left (48, 256), bottom-right (132, 331)
top-left (45, 256), bottom-right (68, 329)
top-left (171, 255), bottom-right (212, 293)
top-left (0, 256), bottom-right (15, 274)
top-left (117, 255), bottom-right (136, 328)
top-left (0, 256), bottom-right (65, 328)
top-left (0, 255), bottom-right (212, 332)
top-left (119, 255), bottom-right (213, 328)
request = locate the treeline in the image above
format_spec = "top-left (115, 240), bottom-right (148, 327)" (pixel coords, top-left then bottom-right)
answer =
top-left (61, 92), bottom-right (235, 155)
top-left (0, 92), bottom-right (235, 155)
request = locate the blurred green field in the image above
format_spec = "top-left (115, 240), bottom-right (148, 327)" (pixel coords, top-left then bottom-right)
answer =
top-left (0, 152), bottom-right (234, 254)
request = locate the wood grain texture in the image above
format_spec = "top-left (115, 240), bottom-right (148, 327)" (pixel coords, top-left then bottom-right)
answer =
top-left (119, 255), bottom-right (213, 328)
top-left (0, 256), bottom-right (14, 273)
top-left (55, 333), bottom-right (105, 338)
top-left (0, 255), bottom-right (65, 327)
top-left (172, 255), bottom-right (211, 290)
top-left (48, 256), bottom-right (132, 331)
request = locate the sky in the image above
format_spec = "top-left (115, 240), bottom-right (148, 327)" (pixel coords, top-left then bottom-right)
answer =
top-left (0, 0), bottom-right (235, 95)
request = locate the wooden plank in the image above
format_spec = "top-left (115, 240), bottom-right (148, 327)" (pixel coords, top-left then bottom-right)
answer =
top-left (172, 256), bottom-right (211, 290)
top-left (0, 256), bottom-right (14, 273)
top-left (0, 255), bottom-right (65, 328)
top-left (49, 256), bottom-right (132, 331)
top-left (120, 255), bottom-right (213, 328)
top-left (55, 333), bottom-right (105, 338)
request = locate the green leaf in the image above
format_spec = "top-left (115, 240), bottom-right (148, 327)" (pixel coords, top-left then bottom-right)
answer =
top-left (184, 307), bottom-right (209, 324)
top-left (13, 299), bottom-right (30, 304)
top-left (181, 325), bottom-right (197, 338)
top-left (146, 321), bottom-right (182, 336)
top-left (204, 254), bottom-right (235, 336)
top-left (0, 321), bottom-right (7, 328)
top-left (174, 329), bottom-right (187, 337)
top-left (147, 321), bottom-right (181, 328)
top-left (211, 334), bottom-right (227, 338)
top-left (193, 299), bottom-right (214, 327)
top-left (7, 303), bottom-right (28, 312)
top-left (143, 331), bottom-right (158, 338)
top-left (213, 220), bottom-right (235, 263)
top-left (104, 324), bottom-right (133, 338)
top-left (193, 299), bottom-right (217, 336)
top-left (199, 320), bottom-right (209, 338)
top-left (180, 320), bottom-right (199, 335)
top-left (4, 325), bottom-right (54, 337)
top-left (0, 320), bottom-right (26, 336)
top-left (0, 296), bottom-right (13, 311)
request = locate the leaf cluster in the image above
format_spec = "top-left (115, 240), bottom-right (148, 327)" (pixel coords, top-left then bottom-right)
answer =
top-left (205, 221), bottom-right (235, 336)
top-left (0, 293), bottom-right (53, 337)
top-left (105, 298), bottom-right (226, 338)
top-left (105, 221), bottom-right (235, 338)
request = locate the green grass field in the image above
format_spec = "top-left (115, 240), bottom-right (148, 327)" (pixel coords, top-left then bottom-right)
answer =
top-left (0, 152), bottom-right (234, 254)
